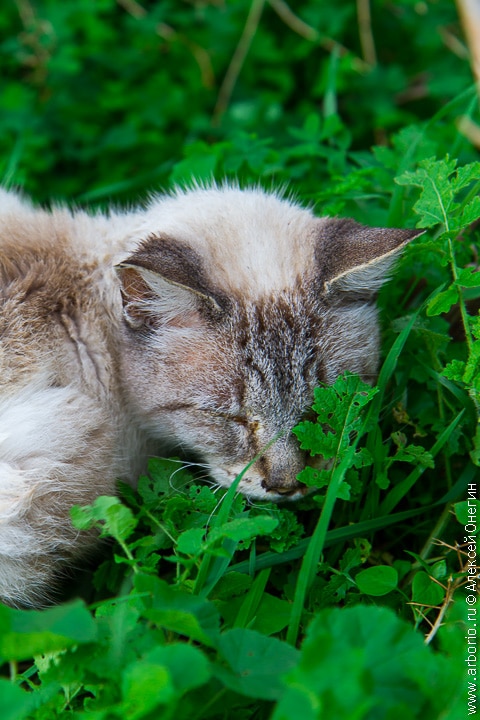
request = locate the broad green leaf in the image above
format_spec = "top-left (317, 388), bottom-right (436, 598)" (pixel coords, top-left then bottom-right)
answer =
top-left (454, 499), bottom-right (480, 528)
top-left (122, 662), bottom-right (174, 719)
top-left (121, 644), bottom-right (210, 719)
top-left (0, 680), bottom-right (33, 720)
top-left (214, 628), bottom-right (299, 701)
top-left (134, 574), bottom-right (220, 647)
top-left (0, 601), bottom-right (96, 662)
top-left (356, 565), bottom-right (398, 596)
top-left (274, 606), bottom-right (460, 720)
top-left (213, 572), bottom-right (253, 601)
top-left (412, 572), bottom-right (445, 607)
top-left (218, 592), bottom-right (292, 636)
top-left (430, 560), bottom-right (447, 580)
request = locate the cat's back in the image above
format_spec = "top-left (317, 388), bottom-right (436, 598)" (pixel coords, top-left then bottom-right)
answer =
top-left (0, 190), bottom-right (125, 392)
top-left (0, 190), bottom-right (143, 605)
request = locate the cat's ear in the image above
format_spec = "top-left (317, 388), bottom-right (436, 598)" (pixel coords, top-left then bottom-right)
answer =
top-left (315, 218), bottom-right (424, 296)
top-left (115, 237), bottom-right (225, 329)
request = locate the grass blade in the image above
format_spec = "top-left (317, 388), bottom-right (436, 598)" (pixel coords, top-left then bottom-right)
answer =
top-left (285, 444), bottom-right (356, 646)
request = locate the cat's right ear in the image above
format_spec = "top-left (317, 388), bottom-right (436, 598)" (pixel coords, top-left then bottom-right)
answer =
top-left (314, 217), bottom-right (424, 297)
top-left (115, 239), bottom-right (225, 329)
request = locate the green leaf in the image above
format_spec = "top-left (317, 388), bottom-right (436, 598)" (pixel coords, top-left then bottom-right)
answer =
top-left (149, 644), bottom-right (211, 695)
top-left (391, 442), bottom-right (434, 468)
top-left (293, 373), bottom-right (377, 460)
top-left (457, 195), bottom-right (480, 227)
top-left (176, 527), bottom-right (205, 556)
top-left (412, 572), bottom-right (445, 607)
top-left (274, 606), bottom-right (459, 720)
top-left (122, 662), bottom-right (174, 719)
top-left (209, 516), bottom-right (278, 544)
top-left (71, 496), bottom-right (137, 542)
top-left (456, 267), bottom-right (480, 289)
top-left (396, 156), bottom-right (480, 232)
top-left (442, 359), bottom-right (466, 382)
top-left (214, 628), bottom-right (299, 701)
top-left (454, 499), bottom-right (480, 528)
top-left (426, 286), bottom-right (459, 316)
top-left (0, 680), bottom-right (34, 720)
top-left (121, 644), bottom-right (210, 719)
top-left (0, 601), bottom-right (96, 662)
top-left (356, 565), bottom-right (398, 596)
top-left (169, 141), bottom-right (220, 185)
top-left (134, 574), bottom-right (220, 647)
top-left (395, 156), bottom-right (457, 228)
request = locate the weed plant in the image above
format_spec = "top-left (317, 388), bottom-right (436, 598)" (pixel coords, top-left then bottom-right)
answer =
top-left (0, 1), bottom-right (478, 718)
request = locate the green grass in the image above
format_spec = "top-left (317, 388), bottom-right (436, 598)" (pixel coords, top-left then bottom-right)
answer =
top-left (1, 1), bottom-right (478, 718)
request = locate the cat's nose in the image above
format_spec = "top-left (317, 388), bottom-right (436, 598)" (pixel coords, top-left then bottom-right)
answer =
top-left (261, 473), bottom-right (303, 496)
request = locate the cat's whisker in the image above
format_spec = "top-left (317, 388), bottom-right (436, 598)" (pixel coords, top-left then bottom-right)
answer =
top-left (205, 492), bottom-right (230, 529)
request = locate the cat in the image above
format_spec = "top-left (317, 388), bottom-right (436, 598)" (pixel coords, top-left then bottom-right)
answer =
top-left (0, 184), bottom-right (421, 607)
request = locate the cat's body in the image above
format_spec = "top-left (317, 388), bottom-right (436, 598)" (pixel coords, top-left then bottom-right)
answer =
top-left (0, 185), bottom-right (419, 607)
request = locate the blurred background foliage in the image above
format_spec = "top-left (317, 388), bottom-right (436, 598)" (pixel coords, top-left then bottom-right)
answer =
top-left (0, 0), bottom-right (475, 205)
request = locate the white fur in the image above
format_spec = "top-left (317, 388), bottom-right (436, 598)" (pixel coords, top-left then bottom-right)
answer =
top-left (140, 186), bottom-right (318, 297)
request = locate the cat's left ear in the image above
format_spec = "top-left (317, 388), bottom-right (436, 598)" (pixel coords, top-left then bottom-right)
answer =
top-left (115, 236), bottom-right (227, 329)
top-left (315, 218), bottom-right (424, 296)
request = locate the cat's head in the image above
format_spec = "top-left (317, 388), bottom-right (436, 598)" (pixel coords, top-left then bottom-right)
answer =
top-left (116, 186), bottom-right (421, 501)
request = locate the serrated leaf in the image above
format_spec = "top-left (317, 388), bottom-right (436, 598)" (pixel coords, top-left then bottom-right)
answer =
top-left (393, 443), bottom-right (434, 468)
top-left (426, 286), bottom-right (459, 316)
top-left (356, 565), bottom-right (398, 596)
top-left (396, 157), bottom-right (458, 228)
top-left (71, 496), bottom-right (137, 542)
top-left (176, 527), bottom-right (205, 556)
top-left (209, 516), bottom-right (278, 545)
top-left (293, 373), bottom-right (377, 461)
top-left (397, 157), bottom-right (480, 233)
top-left (457, 195), bottom-right (480, 227)
top-left (442, 359), bottom-right (466, 382)
top-left (456, 266), bottom-right (480, 288)
top-left (451, 161), bottom-right (480, 191)
top-left (336, 481), bottom-right (351, 500)
top-left (296, 465), bottom-right (331, 488)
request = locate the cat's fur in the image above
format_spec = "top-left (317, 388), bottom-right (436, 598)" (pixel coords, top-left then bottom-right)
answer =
top-left (0, 184), bottom-right (420, 607)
